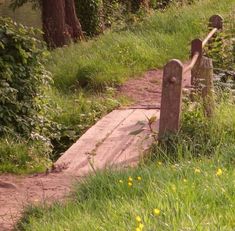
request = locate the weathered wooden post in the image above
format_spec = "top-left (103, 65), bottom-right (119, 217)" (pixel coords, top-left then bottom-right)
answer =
top-left (159, 59), bottom-right (183, 139)
top-left (191, 39), bottom-right (203, 86)
top-left (200, 57), bottom-right (215, 117)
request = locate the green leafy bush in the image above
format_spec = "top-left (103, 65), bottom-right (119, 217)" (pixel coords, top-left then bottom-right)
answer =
top-left (0, 17), bottom-right (51, 138)
top-left (75, 0), bottom-right (103, 36)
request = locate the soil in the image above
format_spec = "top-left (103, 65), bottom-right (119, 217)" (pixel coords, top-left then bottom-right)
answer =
top-left (118, 65), bottom-right (191, 108)
top-left (0, 65), bottom-right (191, 231)
top-left (0, 173), bottom-right (78, 231)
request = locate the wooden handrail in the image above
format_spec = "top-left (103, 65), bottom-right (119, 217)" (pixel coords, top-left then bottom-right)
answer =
top-left (202, 27), bottom-right (218, 47)
top-left (159, 14), bottom-right (223, 139)
top-left (183, 15), bottom-right (223, 74)
top-left (183, 52), bottom-right (199, 74)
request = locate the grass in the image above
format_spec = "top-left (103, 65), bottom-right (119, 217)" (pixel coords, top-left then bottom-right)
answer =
top-left (49, 0), bottom-right (235, 91)
top-left (0, 138), bottom-right (51, 174)
top-left (16, 99), bottom-right (235, 230)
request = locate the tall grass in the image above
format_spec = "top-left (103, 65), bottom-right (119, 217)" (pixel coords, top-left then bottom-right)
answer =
top-left (49, 0), bottom-right (235, 91)
top-left (17, 99), bottom-right (235, 230)
top-left (0, 138), bottom-right (51, 174)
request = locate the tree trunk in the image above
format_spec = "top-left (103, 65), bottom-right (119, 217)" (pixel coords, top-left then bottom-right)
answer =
top-left (42, 0), bottom-right (70, 48)
top-left (42, 0), bottom-right (84, 48)
top-left (64, 0), bottom-right (84, 41)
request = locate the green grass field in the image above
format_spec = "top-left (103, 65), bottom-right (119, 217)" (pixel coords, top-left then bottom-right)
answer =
top-left (17, 100), bottom-right (235, 230)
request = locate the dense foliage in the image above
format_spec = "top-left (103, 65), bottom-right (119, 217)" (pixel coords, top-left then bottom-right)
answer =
top-left (0, 17), bottom-right (51, 137)
top-left (75, 0), bottom-right (103, 36)
top-left (74, 0), bottom-right (198, 37)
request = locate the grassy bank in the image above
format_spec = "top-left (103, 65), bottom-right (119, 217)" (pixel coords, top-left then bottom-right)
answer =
top-left (17, 100), bottom-right (235, 230)
top-left (50, 0), bottom-right (235, 91)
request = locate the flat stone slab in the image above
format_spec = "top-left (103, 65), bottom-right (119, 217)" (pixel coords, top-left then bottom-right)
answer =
top-left (56, 109), bottom-right (160, 176)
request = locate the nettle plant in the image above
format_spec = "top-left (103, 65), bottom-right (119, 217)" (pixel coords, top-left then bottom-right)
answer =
top-left (0, 17), bottom-right (51, 138)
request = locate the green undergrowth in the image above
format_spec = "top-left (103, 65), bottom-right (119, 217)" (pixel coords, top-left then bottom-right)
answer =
top-left (50, 0), bottom-right (235, 92)
top-left (0, 138), bottom-right (51, 174)
top-left (47, 88), bottom-right (124, 161)
top-left (0, 88), bottom-right (122, 174)
top-left (16, 99), bottom-right (235, 230)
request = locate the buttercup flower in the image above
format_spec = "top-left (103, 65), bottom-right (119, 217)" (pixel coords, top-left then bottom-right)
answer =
top-left (128, 177), bottom-right (133, 182)
top-left (137, 176), bottom-right (142, 181)
top-left (119, 180), bottom-right (123, 184)
top-left (216, 168), bottom-right (223, 176)
top-left (128, 182), bottom-right (133, 187)
top-left (194, 168), bottom-right (201, 173)
top-left (135, 216), bottom-right (141, 222)
top-left (154, 208), bottom-right (161, 216)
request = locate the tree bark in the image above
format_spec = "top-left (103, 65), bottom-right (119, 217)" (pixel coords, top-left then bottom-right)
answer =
top-left (64, 0), bottom-right (84, 41)
top-left (42, 0), bottom-right (70, 48)
top-left (42, 0), bottom-right (84, 48)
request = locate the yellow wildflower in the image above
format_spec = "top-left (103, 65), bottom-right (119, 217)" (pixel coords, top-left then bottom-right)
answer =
top-left (216, 168), bottom-right (223, 176)
top-left (194, 168), bottom-right (201, 173)
top-left (119, 180), bottom-right (123, 184)
top-left (183, 178), bottom-right (187, 183)
top-left (128, 182), bottom-right (133, 187)
top-left (128, 177), bottom-right (133, 182)
top-left (157, 161), bottom-right (162, 166)
top-left (139, 223), bottom-right (144, 229)
top-left (136, 228), bottom-right (141, 231)
top-left (135, 216), bottom-right (141, 222)
top-left (137, 176), bottom-right (142, 181)
top-left (154, 208), bottom-right (161, 216)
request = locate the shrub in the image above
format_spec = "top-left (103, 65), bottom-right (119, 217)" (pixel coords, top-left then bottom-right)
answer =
top-left (0, 17), bottom-right (51, 138)
top-left (75, 0), bottom-right (103, 36)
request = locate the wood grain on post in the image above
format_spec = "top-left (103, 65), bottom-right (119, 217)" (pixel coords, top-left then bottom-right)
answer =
top-left (200, 56), bottom-right (215, 117)
top-left (191, 39), bottom-right (203, 86)
top-left (159, 59), bottom-right (183, 139)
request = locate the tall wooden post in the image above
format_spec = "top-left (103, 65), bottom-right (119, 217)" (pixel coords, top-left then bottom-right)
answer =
top-left (159, 59), bottom-right (183, 139)
top-left (191, 39), bottom-right (203, 86)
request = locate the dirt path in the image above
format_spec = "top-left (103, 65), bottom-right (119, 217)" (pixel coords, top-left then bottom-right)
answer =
top-left (0, 65), bottom-right (191, 231)
top-left (0, 173), bottom-right (77, 230)
top-left (118, 65), bottom-right (191, 108)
